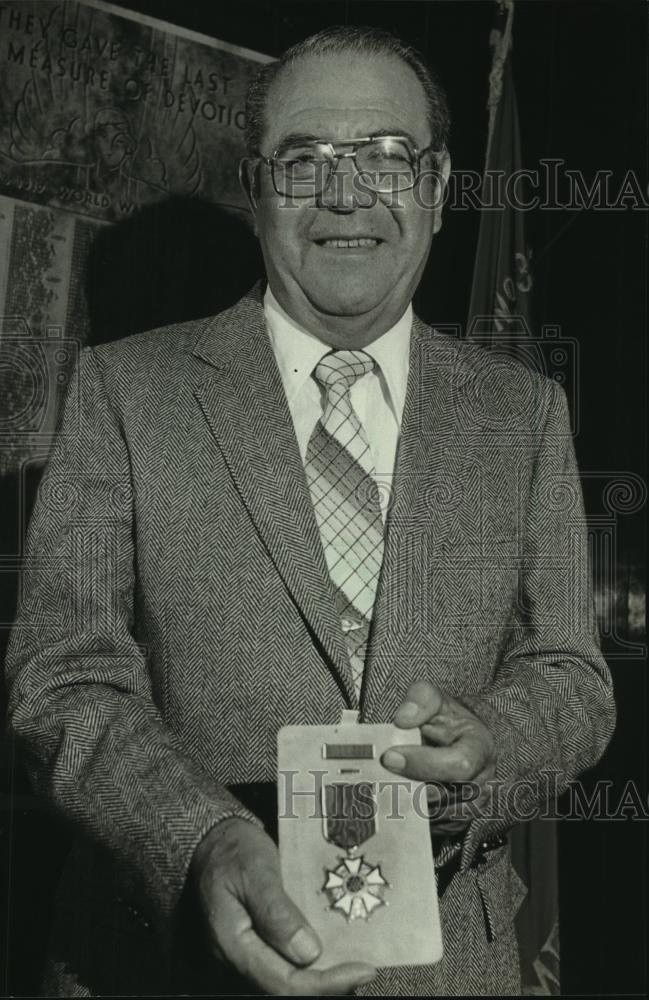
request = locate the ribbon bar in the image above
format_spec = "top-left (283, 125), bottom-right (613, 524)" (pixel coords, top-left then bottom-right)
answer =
top-left (323, 744), bottom-right (375, 760)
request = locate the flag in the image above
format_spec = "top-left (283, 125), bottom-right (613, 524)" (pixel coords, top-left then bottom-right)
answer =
top-left (468, 2), bottom-right (560, 995)
top-left (467, 0), bottom-right (533, 348)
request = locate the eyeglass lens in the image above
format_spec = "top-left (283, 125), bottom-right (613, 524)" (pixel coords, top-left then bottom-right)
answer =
top-left (273, 137), bottom-right (417, 195)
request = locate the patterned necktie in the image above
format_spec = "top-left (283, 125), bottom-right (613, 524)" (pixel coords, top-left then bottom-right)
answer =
top-left (305, 350), bottom-right (384, 699)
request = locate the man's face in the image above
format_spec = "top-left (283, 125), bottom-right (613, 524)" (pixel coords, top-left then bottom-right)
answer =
top-left (246, 52), bottom-right (449, 346)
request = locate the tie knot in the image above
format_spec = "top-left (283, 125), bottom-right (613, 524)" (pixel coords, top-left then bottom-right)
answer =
top-left (313, 350), bottom-right (375, 392)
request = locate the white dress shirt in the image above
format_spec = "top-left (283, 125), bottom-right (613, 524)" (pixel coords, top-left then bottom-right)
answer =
top-left (263, 286), bottom-right (412, 519)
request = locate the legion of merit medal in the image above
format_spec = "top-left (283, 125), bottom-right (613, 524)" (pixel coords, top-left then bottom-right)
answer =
top-left (277, 714), bottom-right (443, 968)
top-left (321, 781), bottom-right (389, 921)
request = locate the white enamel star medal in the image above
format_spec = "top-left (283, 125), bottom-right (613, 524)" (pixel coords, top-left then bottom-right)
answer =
top-left (323, 853), bottom-right (388, 920)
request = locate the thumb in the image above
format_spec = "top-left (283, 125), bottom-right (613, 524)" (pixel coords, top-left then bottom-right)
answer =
top-left (248, 865), bottom-right (322, 967)
top-left (394, 679), bottom-right (445, 728)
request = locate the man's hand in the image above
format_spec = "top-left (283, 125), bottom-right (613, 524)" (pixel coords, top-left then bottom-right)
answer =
top-left (191, 817), bottom-right (377, 995)
top-left (381, 680), bottom-right (497, 835)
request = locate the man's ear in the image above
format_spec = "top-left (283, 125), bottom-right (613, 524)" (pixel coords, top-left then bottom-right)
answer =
top-left (432, 150), bottom-right (451, 235)
top-left (238, 158), bottom-right (259, 229)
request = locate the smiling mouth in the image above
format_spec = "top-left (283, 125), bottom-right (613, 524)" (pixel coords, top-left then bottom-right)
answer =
top-left (315, 237), bottom-right (382, 249)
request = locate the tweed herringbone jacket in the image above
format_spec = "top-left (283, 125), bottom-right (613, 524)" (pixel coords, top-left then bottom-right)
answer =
top-left (6, 285), bottom-right (615, 996)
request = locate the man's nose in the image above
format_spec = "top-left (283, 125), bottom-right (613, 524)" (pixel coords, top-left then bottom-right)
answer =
top-left (317, 156), bottom-right (371, 212)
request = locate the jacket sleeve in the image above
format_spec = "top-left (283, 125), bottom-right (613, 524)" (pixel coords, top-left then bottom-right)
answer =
top-left (4, 346), bottom-right (259, 928)
top-left (458, 378), bottom-right (616, 867)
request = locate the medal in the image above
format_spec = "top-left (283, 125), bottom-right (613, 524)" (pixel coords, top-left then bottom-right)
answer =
top-left (321, 780), bottom-right (389, 921)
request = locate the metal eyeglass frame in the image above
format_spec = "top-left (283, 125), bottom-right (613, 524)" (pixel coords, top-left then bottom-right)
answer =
top-left (254, 135), bottom-right (442, 197)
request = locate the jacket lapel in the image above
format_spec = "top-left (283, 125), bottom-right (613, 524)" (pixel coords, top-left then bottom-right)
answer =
top-left (364, 317), bottom-right (473, 716)
top-left (192, 287), bottom-right (356, 705)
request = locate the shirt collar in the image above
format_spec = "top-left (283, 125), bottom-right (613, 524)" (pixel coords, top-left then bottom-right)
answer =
top-left (263, 285), bottom-right (412, 420)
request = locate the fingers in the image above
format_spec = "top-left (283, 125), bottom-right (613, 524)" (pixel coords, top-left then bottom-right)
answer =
top-left (420, 719), bottom-right (456, 746)
top-left (382, 741), bottom-right (486, 782)
top-left (393, 680), bottom-right (445, 729)
top-left (426, 780), bottom-right (478, 806)
top-left (424, 764), bottom-right (496, 830)
top-left (388, 685), bottom-right (495, 783)
top-left (215, 892), bottom-right (375, 995)
top-left (284, 961), bottom-right (378, 995)
top-left (201, 820), bottom-right (323, 968)
top-left (247, 864), bottom-right (321, 966)
top-left (426, 779), bottom-right (478, 829)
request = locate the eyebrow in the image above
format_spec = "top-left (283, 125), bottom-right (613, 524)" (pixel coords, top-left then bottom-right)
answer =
top-left (368, 127), bottom-right (420, 147)
top-left (275, 132), bottom-right (322, 148)
top-left (274, 128), bottom-right (422, 150)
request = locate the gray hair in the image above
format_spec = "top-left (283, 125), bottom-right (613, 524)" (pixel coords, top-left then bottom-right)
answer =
top-left (244, 25), bottom-right (450, 157)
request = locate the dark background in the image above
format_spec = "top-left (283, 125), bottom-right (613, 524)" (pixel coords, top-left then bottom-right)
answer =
top-left (1, 1), bottom-right (647, 995)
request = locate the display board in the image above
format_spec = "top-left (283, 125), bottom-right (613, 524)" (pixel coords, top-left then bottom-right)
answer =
top-left (0, 0), bottom-right (271, 472)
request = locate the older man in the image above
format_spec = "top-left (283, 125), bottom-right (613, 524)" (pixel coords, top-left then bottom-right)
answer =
top-left (6, 26), bottom-right (614, 998)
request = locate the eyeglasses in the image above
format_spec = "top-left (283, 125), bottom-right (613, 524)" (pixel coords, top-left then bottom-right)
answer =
top-left (255, 135), bottom-right (441, 198)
